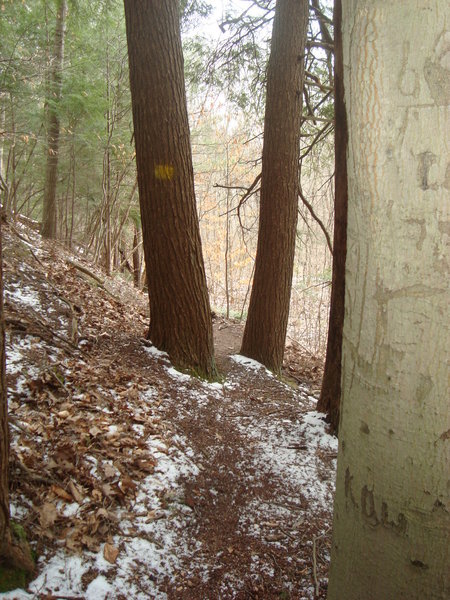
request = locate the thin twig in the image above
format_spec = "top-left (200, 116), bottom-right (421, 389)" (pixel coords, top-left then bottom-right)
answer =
top-left (313, 532), bottom-right (330, 598)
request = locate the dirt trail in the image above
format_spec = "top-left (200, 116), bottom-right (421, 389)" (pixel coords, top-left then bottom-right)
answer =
top-left (2, 220), bottom-right (336, 600)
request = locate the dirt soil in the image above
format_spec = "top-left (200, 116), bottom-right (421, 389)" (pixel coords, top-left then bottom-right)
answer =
top-left (2, 218), bottom-right (336, 599)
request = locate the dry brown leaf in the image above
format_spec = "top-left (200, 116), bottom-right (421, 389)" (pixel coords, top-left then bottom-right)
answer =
top-left (119, 476), bottom-right (136, 495)
top-left (39, 502), bottom-right (58, 528)
top-left (68, 480), bottom-right (84, 504)
top-left (103, 464), bottom-right (117, 479)
top-left (51, 485), bottom-right (72, 502)
top-left (92, 489), bottom-right (102, 503)
top-left (89, 425), bottom-right (102, 437)
top-left (65, 525), bottom-right (83, 551)
top-left (81, 534), bottom-right (100, 552)
top-left (265, 533), bottom-right (286, 542)
top-left (135, 459), bottom-right (156, 474)
top-left (101, 483), bottom-right (114, 498)
top-left (103, 542), bottom-right (119, 564)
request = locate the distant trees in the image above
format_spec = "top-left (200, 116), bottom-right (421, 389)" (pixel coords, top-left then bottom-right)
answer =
top-left (240, 0), bottom-right (309, 373)
top-left (328, 1), bottom-right (449, 597)
top-left (123, 0), bottom-right (217, 379)
top-left (41, 0), bottom-right (68, 239)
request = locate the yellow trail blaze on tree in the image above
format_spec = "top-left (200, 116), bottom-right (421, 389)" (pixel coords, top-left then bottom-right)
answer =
top-left (154, 164), bottom-right (175, 180)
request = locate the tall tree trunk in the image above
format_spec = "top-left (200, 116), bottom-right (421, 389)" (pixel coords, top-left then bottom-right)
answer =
top-left (0, 215), bottom-right (35, 584)
top-left (328, 2), bottom-right (449, 598)
top-left (0, 211), bottom-right (9, 570)
top-left (240, 0), bottom-right (308, 374)
top-left (41, 0), bottom-right (68, 239)
top-left (123, 0), bottom-right (217, 379)
top-left (316, 0), bottom-right (348, 432)
top-left (103, 44), bottom-right (113, 276)
top-left (224, 142), bottom-right (231, 319)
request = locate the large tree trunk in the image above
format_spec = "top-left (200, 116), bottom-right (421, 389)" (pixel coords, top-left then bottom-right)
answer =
top-left (328, 2), bottom-right (450, 598)
top-left (123, 0), bottom-right (217, 379)
top-left (41, 0), bottom-right (68, 239)
top-left (316, 0), bottom-right (348, 432)
top-left (240, 0), bottom-right (308, 374)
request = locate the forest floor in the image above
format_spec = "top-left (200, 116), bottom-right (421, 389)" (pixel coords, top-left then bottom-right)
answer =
top-left (1, 218), bottom-right (336, 600)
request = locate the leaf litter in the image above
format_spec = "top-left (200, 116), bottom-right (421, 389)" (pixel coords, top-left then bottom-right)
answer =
top-left (1, 219), bottom-right (336, 599)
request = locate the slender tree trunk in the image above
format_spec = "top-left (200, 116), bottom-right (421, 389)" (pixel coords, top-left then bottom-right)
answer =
top-left (41, 0), bottom-right (68, 239)
top-left (103, 45), bottom-right (113, 276)
top-left (240, 0), bottom-right (308, 374)
top-left (132, 225), bottom-right (141, 289)
top-left (0, 211), bottom-right (10, 566)
top-left (0, 95), bottom-right (5, 207)
top-left (0, 215), bottom-right (35, 582)
top-left (124, 0), bottom-right (217, 379)
top-left (224, 143), bottom-right (231, 319)
top-left (328, 2), bottom-right (450, 598)
top-left (316, 0), bottom-right (348, 432)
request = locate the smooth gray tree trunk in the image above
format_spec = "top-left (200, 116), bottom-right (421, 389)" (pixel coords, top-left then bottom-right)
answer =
top-left (328, 2), bottom-right (450, 598)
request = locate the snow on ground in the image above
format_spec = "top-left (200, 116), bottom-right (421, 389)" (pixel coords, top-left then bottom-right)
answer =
top-left (3, 339), bottom-right (335, 598)
top-left (2, 224), bottom-right (336, 598)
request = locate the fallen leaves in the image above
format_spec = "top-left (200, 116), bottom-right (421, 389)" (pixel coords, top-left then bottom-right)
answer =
top-left (7, 306), bottom-right (164, 556)
top-left (51, 485), bottom-right (73, 502)
top-left (103, 542), bottom-right (119, 564)
top-left (39, 502), bottom-right (58, 529)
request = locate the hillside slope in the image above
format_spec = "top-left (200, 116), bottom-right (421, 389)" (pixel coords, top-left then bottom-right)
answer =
top-left (2, 219), bottom-right (336, 599)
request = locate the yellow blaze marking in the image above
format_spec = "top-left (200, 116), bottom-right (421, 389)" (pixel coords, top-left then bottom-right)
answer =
top-left (154, 164), bottom-right (175, 180)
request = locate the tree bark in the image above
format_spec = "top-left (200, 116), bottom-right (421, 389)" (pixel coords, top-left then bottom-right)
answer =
top-left (0, 216), bottom-right (35, 580)
top-left (0, 212), bottom-right (10, 566)
top-left (123, 0), bottom-right (217, 379)
top-left (328, 2), bottom-right (450, 598)
top-left (240, 0), bottom-right (308, 373)
top-left (41, 0), bottom-right (68, 239)
top-left (316, 0), bottom-right (348, 432)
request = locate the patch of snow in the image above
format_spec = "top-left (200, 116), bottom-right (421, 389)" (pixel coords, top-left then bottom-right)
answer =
top-left (60, 502), bottom-right (81, 518)
top-left (165, 366), bottom-right (191, 382)
top-left (5, 284), bottom-right (40, 309)
top-left (300, 411), bottom-right (338, 452)
top-left (231, 354), bottom-right (273, 377)
top-left (144, 345), bottom-right (169, 360)
top-left (200, 377), bottom-right (224, 391)
top-left (234, 402), bottom-right (336, 513)
top-left (5, 339), bottom-right (33, 374)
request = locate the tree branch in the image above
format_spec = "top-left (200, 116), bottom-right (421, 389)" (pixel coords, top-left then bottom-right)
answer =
top-left (298, 186), bottom-right (333, 255)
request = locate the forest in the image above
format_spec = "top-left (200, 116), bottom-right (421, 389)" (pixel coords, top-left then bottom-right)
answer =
top-left (0, 0), bottom-right (448, 599)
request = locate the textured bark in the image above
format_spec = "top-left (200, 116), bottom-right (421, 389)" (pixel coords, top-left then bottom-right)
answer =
top-left (240, 0), bottom-right (308, 373)
top-left (0, 214), bottom-right (9, 560)
top-left (328, 2), bottom-right (450, 598)
top-left (41, 0), bottom-right (68, 239)
top-left (0, 217), bottom-right (34, 576)
top-left (124, 0), bottom-right (217, 379)
top-left (316, 0), bottom-right (348, 432)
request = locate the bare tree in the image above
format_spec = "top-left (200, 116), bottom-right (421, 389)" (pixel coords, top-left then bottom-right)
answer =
top-left (317, 0), bottom-right (348, 432)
